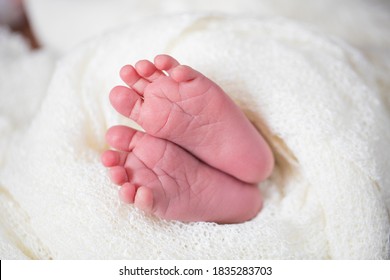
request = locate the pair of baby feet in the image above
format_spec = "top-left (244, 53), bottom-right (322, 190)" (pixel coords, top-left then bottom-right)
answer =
top-left (101, 55), bottom-right (274, 224)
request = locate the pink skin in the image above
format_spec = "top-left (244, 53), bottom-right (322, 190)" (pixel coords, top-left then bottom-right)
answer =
top-left (102, 54), bottom-right (274, 223)
top-left (102, 128), bottom-right (262, 223)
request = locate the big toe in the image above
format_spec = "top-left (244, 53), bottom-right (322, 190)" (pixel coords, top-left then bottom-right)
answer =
top-left (101, 150), bottom-right (127, 167)
top-left (109, 86), bottom-right (143, 120)
top-left (106, 125), bottom-right (143, 152)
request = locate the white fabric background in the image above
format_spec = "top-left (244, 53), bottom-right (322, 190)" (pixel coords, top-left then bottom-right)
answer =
top-left (0, 0), bottom-right (389, 259)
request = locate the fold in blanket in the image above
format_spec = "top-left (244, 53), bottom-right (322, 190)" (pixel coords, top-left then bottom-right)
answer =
top-left (0, 14), bottom-right (389, 259)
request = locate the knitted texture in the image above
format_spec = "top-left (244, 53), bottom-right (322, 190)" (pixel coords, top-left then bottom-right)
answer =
top-left (0, 13), bottom-right (389, 259)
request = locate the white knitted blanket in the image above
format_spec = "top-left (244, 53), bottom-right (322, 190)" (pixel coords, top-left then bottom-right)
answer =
top-left (1, 1), bottom-right (389, 259)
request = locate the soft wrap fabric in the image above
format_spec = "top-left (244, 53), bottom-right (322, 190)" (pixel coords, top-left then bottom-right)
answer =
top-left (0, 14), bottom-right (389, 259)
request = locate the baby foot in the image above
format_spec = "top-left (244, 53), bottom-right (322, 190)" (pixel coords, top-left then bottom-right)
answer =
top-left (102, 126), bottom-right (262, 223)
top-left (109, 55), bottom-right (274, 184)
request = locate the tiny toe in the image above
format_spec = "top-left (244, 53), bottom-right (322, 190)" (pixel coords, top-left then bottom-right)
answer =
top-left (119, 65), bottom-right (150, 95)
top-left (106, 125), bottom-right (142, 152)
top-left (109, 86), bottom-right (142, 120)
top-left (119, 183), bottom-right (137, 204)
top-left (101, 150), bottom-right (127, 167)
top-left (154, 54), bottom-right (180, 75)
top-left (134, 186), bottom-right (154, 213)
top-left (135, 60), bottom-right (164, 81)
top-left (170, 65), bottom-right (199, 82)
top-left (109, 166), bottom-right (129, 185)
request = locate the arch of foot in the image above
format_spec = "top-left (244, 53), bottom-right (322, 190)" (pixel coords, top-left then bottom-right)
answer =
top-left (1, 14), bottom-right (389, 259)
